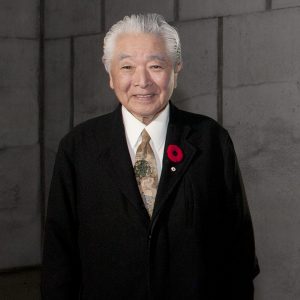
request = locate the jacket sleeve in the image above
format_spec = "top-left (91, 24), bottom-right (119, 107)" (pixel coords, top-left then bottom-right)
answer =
top-left (41, 138), bottom-right (81, 299)
top-left (221, 131), bottom-right (260, 299)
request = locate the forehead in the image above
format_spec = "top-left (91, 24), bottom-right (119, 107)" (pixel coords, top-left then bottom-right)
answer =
top-left (113, 32), bottom-right (170, 60)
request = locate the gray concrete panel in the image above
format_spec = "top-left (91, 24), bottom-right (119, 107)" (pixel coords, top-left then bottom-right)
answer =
top-left (0, 39), bottom-right (39, 148)
top-left (173, 19), bottom-right (218, 108)
top-left (179, 0), bottom-right (265, 20)
top-left (44, 39), bottom-right (72, 204)
top-left (45, 39), bottom-right (72, 152)
top-left (224, 82), bottom-right (300, 300)
top-left (45, 0), bottom-right (102, 38)
top-left (105, 0), bottom-right (174, 30)
top-left (0, 0), bottom-right (39, 38)
top-left (45, 148), bottom-right (57, 212)
top-left (224, 8), bottom-right (300, 88)
top-left (0, 145), bottom-right (41, 270)
top-left (73, 34), bottom-right (118, 126)
top-left (173, 93), bottom-right (217, 120)
top-left (273, 0), bottom-right (300, 9)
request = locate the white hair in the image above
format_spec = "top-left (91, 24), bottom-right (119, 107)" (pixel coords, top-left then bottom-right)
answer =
top-left (102, 13), bottom-right (182, 73)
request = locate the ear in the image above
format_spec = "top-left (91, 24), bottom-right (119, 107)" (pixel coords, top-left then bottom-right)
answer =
top-left (109, 73), bottom-right (114, 90)
top-left (173, 62), bottom-right (182, 88)
top-left (174, 62), bottom-right (182, 74)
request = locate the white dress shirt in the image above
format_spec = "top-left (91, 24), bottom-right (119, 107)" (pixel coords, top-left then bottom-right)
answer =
top-left (121, 104), bottom-right (170, 181)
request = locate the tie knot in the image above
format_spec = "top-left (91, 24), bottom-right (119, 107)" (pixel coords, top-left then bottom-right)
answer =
top-left (141, 129), bottom-right (151, 144)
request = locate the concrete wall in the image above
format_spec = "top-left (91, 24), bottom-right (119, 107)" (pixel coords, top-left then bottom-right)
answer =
top-left (0, 0), bottom-right (42, 272)
top-left (1, 0), bottom-right (300, 299)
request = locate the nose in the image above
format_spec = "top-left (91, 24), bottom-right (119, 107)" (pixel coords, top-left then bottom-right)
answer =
top-left (133, 67), bottom-right (152, 88)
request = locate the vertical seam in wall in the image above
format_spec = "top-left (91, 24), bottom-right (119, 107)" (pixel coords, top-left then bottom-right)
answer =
top-left (217, 17), bottom-right (223, 126)
top-left (70, 37), bottom-right (75, 129)
top-left (266, 0), bottom-right (272, 10)
top-left (101, 0), bottom-right (106, 32)
top-left (174, 0), bottom-right (179, 22)
top-left (39, 0), bottom-right (46, 243)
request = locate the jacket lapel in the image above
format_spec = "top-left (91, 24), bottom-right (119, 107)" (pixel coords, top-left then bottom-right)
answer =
top-left (94, 104), bottom-right (198, 223)
top-left (97, 106), bottom-right (150, 221)
top-left (152, 104), bottom-right (197, 220)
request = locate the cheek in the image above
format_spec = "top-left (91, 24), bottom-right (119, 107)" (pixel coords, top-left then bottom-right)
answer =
top-left (115, 76), bottom-right (132, 92)
top-left (161, 75), bottom-right (175, 93)
top-left (155, 74), bottom-right (173, 91)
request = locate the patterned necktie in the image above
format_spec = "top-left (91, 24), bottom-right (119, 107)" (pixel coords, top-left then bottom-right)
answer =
top-left (134, 129), bottom-right (158, 217)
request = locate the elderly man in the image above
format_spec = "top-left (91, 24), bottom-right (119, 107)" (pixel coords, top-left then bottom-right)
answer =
top-left (42, 13), bottom-right (259, 299)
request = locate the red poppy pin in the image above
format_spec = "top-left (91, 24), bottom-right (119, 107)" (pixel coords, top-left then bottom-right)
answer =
top-left (167, 144), bottom-right (184, 163)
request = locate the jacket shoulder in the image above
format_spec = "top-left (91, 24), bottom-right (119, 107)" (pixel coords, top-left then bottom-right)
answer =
top-left (176, 109), bottom-right (228, 136)
top-left (58, 109), bottom-right (116, 153)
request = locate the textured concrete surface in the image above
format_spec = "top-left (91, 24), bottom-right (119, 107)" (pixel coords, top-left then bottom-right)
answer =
top-left (44, 39), bottom-right (72, 203)
top-left (174, 19), bottom-right (218, 104)
top-left (273, 0), bottom-right (300, 9)
top-left (105, 0), bottom-right (174, 30)
top-left (224, 8), bottom-right (300, 88)
top-left (0, 39), bottom-right (39, 148)
top-left (223, 9), bottom-right (300, 299)
top-left (224, 82), bottom-right (300, 160)
top-left (0, 145), bottom-right (41, 269)
top-left (45, 148), bottom-right (57, 211)
top-left (0, 0), bottom-right (39, 38)
top-left (45, 39), bottom-right (72, 152)
top-left (179, 0), bottom-right (265, 20)
top-left (0, 269), bottom-right (41, 299)
top-left (45, 0), bottom-right (102, 38)
top-left (73, 34), bottom-right (118, 126)
top-left (173, 93), bottom-right (217, 120)
top-left (224, 82), bottom-right (300, 300)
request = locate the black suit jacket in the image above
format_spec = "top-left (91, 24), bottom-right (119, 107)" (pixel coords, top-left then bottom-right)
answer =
top-left (42, 103), bottom-right (259, 299)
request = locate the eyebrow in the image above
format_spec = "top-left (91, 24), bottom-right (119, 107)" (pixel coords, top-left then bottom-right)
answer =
top-left (118, 54), bottom-right (131, 60)
top-left (148, 55), bottom-right (167, 62)
top-left (118, 54), bottom-right (168, 62)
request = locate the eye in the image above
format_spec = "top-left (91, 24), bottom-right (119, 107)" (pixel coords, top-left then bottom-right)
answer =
top-left (150, 65), bottom-right (163, 70)
top-left (121, 65), bottom-right (133, 70)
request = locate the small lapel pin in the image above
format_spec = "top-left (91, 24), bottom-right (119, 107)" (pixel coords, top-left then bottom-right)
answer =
top-left (171, 166), bottom-right (176, 172)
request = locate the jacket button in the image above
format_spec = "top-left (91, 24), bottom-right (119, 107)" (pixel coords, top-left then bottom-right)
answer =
top-left (148, 234), bottom-right (152, 240)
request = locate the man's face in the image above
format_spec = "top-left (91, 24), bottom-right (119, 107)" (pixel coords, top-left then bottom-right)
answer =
top-left (109, 33), bottom-right (181, 124)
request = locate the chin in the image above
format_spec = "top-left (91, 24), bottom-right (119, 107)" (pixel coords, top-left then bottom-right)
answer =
top-left (132, 106), bottom-right (157, 116)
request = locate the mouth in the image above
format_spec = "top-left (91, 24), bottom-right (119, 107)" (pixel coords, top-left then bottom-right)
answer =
top-left (134, 94), bottom-right (156, 100)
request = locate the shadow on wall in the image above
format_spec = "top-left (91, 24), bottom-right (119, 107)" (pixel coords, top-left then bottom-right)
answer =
top-left (0, 268), bottom-right (41, 299)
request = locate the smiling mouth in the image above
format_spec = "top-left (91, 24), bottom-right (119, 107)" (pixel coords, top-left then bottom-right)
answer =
top-left (134, 94), bottom-right (155, 99)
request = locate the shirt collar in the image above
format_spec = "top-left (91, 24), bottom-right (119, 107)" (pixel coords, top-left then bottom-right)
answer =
top-left (122, 104), bottom-right (170, 151)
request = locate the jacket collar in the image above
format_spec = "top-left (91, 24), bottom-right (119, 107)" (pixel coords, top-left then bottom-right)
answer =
top-left (97, 103), bottom-right (198, 224)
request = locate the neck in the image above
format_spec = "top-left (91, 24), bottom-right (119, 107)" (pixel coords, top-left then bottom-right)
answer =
top-left (133, 105), bottom-right (168, 125)
top-left (138, 114), bottom-right (158, 125)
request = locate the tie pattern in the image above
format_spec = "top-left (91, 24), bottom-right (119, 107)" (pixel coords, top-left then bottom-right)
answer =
top-left (134, 129), bottom-right (158, 217)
